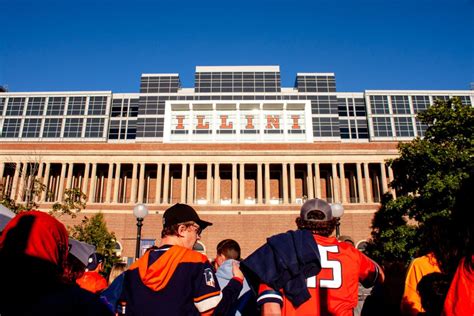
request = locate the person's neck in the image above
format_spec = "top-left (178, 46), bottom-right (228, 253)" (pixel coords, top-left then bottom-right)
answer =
top-left (160, 235), bottom-right (182, 247)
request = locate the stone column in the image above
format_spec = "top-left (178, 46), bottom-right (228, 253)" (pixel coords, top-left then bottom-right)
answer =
top-left (339, 163), bottom-right (347, 203)
top-left (307, 163), bottom-right (314, 199)
top-left (130, 163), bottom-right (138, 204)
top-left (66, 163), bottom-right (74, 190)
top-left (388, 166), bottom-right (396, 198)
top-left (380, 163), bottom-right (388, 194)
top-left (162, 163), bottom-right (170, 204)
top-left (239, 163), bottom-right (245, 204)
top-left (213, 163), bottom-right (220, 204)
top-left (104, 163), bottom-right (114, 203)
top-left (264, 163), bottom-right (270, 204)
top-left (257, 163), bottom-right (263, 204)
top-left (113, 163), bottom-right (121, 203)
top-left (138, 163), bottom-right (145, 203)
top-left (41, 163), bottom-right (51, 202)
top-left (232, 163), bottom-right (238, 204)
top-left (155, 163), bottom-right (162, 204)
top-left (289, 163), bottom-right (296, 203)
top-left (364, 163), bottom-right (373, 203)
top-left (206, 163), bottom-right (212, 204)
top-left (315, 163), bottom-right (321, 199)
top-left (282, 163), bottom-right (288, 204)
top-left (180, 163), bottom-right (187, 203)
top-left (82, 163), bottom-right (90, 197)
top-left (0, 162), bottom-right (4, 184)
top-left (88, 163), bottom-right (97, 203)
top-left (58, 163), bottom-right (67, 202)
top-left (356, 163), bottom-right (365, 203)
top-left (332, 163), bottom-right (340, 203)
top-left (187, 163), bottom-right (195, 204)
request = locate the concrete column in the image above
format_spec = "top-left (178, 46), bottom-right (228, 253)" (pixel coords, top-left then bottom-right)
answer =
top-left (138, 163), bottom-right (145, 203)
top-left (0, 162), bottom-right (4, 184)
top-left (339, 163), bottom-right (347, 203)
top-left (315, 163), bottom-right (321, 199)
top-left (213, 163), bottom-right (220, 204)
top-left (130, 163), bottom-right (138, 204)
top-left (332, 163), bottom-right (340, 203)
top-left (282, 163), bottom-right (288, 204)
top-left (206, 163), bottom-right (212, 204)
top-left (388, 166), bottom-right (396, 198)
top-left (264, 163), bottom-right (270, 204)
top-left (187, 163), bottom-right (195, 204)
top-left (239, 163), bottom-right (245, 204)
top-left (232, 163), bottom-right (238, 204)
top-left (66, 163), bottom-right (74, 190)
top-left (113, 163), bottom-right (121, 203)
top-left (307, 163), bottom-right (314, 199)
top-left (380, 163), bottom-right (388, 194)
top-left (155, 163), bottom-right (162, 204)
top-left (57, 163), bottom-right (67, 202)
top-left (82, 163), bottom-right (90, 197)
top-left (356, 163), bottom-right (365, 203)
top-left (162, 163), bottom-right (170, 204)
top-left (289, 163), bottom-right (296, 203)
top-left (364, 163), bottom-right (373, 203)
top-left (105, 163), bottom-right (114, 203)
top-left (40, 163), bottom-right (51, 202)
top-left (88, 163), bottom-right (97, 203)
top-left (17, 163), bottom-right (27, 202)
top-left (257, 163), bottom-right (263, 204)
top-left (180, 163), bottom-right (187, 203)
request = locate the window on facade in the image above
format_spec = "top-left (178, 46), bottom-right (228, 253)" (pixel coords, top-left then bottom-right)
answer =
top-left (1, 118), bottom-right (22, 138)
top-left (46, 97), bottom-right (66, 116)
top-left (22, 118), bottom-right (41, 138)
top-left (64, 118), bottom-right (83, 137)
top-left (5, 98), bottom-right (25, 116)
top-left (85, 118), bottom-right (104, 138)
top-left (67, 97), bottom-right (86, 115)
top-left (88, 96), bottom-right (107, 115)
top-left (391, 96), bottom-right (411, 114)
top-left (370, 96), bottom-right (390, 115)
top-left (43, 118), bottom-right (62, 138)
top-left (373, 117), bottom-right (393, 137)
top-left (412, 96), bottom-right (430, 114)
top-left (25, 97), bottom-right (45, 116)
top-left (394, 117), bottom-right (414, 137)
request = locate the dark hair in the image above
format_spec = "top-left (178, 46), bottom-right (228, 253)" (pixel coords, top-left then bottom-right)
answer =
top-left (417, 272), bottom-right (450, 315)
top-left (216, 239), bottom-right (241, 260)
top-left (295, 210), bottom-right (337, 237)
top-left (161, 221), bottom-right (196, 238)
top-left (62, 253), bottom-right (86, 284)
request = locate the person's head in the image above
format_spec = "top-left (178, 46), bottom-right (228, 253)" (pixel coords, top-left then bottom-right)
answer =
top-left (108, 262), bottom-right (127, 285)
top-left (0, 210), bottom-right (69, 272)
top-left (161, 203), bottom-right (212, 250)
top-left (63, 253), bottom-right (86, 284)
top-left (295, 198), bottom-right (338, 237)
top-left (417, 272), bottom-right (450, 315)
top-left (86, 253), bottom-right (105, 272)
top-left (337, 235), bottom-right (355, 246)
top-left (215, 239), bottom-right (241, 268)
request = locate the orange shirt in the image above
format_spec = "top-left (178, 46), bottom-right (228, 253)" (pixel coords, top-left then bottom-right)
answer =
top-left (443, 257), bottom-right (474, 316)
top-left (401, 253), bottom-right (441, 316)
top-left (76, 271), bottom-right (108, 294)
top-left (258, 235), bottom-right (382, 316)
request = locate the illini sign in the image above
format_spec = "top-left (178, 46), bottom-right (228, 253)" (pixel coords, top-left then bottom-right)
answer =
top-left (163, 101), bottom-right (313, 143)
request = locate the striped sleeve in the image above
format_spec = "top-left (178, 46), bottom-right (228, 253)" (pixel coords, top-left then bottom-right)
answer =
top-left (193, 261), bottom-right (223, 313)
top-left (257, 283), bottom-right (283, 306)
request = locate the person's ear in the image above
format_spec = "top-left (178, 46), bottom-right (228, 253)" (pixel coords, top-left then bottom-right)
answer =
top-left (177, 224), bottom-right (187, 237)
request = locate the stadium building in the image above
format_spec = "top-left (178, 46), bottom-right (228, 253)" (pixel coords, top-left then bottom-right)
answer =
top-left (0, 65), bottom-right (472, 259)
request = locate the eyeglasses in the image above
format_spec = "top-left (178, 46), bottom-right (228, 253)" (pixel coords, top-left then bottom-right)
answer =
top-left (188, 224), bottom-right (202, 236)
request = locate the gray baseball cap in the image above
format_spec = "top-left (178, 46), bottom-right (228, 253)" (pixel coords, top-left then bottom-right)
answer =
top-left (300, 198), bottom-right (333, 222)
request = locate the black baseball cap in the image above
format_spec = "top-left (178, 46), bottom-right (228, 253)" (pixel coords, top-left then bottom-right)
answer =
top-left (162, 203), bottom-right (212, 230)
top-left (86, 253), bottom-right (104, 271)
top-left (300, 198), bottom-right (333, 222)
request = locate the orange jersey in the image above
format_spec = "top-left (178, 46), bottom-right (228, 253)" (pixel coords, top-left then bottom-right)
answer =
top-left (442, 257), bottom-right (474, 316)
top-left (258, 235), bottom-right (382, 316)
top-left (76, 271), bottom-right (108, 294)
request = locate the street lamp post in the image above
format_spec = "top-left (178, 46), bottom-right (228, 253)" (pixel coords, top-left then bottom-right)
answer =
top-left (133, 203), bottom-right (149, 260)
top-left (331, 203), bottom-right (345, 238)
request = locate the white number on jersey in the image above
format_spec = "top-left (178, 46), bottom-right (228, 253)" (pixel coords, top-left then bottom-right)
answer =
top-left (307, 244), bottom-right (342, 289)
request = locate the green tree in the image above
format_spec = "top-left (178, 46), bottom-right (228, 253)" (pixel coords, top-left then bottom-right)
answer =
top-left (367, 97), bottom-right (474, 265)
top-left (50, 187), bottom-right (87, 218)
top-left (69, 212), bottom-right (120, 274)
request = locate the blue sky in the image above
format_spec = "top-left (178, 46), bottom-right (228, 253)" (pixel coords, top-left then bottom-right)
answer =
top-left (1, 0), bottom-right (473, 92)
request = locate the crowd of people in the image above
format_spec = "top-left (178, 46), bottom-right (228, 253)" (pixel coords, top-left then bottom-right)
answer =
top-left (0, 177), bottom-right (472, 315)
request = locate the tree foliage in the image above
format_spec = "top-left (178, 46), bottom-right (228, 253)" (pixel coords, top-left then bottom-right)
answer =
top-left (367, 97), bottom-right (473, 265)
top-left (69, 212), bottom-right (120, 274)
top-left (50, 188), bottom-right (87, 218)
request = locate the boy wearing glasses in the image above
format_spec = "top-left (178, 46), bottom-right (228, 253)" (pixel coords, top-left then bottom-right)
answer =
top-left (119, 203), bottom-right (243, 316)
